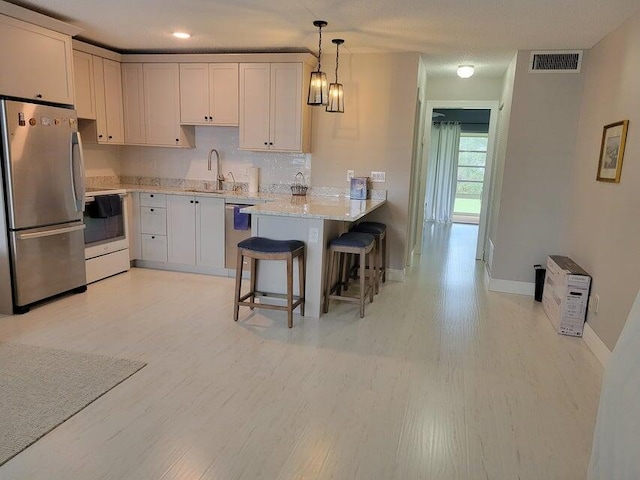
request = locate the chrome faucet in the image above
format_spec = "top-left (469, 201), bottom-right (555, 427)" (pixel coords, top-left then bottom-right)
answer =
top-left (207, 149), bottom-right (224, 190)
top-left (227, 171), bottom-right (239, 192)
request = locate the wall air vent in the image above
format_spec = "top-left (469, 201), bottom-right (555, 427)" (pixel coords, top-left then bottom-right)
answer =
top-left (529, 50), bottom-right (583, 73)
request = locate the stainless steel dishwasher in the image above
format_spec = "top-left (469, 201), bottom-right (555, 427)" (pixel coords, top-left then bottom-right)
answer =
top-left (225, 203), bottom-right (253, 270)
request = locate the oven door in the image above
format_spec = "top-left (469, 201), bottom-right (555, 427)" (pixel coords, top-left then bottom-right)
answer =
top-left (84, 195), bottom-right (129, 259)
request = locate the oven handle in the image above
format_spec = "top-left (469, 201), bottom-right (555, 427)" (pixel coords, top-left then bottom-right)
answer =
top-left (18, 224), bottom-right (86, 240)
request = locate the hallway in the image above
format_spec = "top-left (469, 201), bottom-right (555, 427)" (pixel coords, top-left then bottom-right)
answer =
top-left (0, 224), bottom-right (603, 479)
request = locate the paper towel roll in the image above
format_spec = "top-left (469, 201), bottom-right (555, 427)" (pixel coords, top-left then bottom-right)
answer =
top-left (248, 167), bottom-right (259, 193)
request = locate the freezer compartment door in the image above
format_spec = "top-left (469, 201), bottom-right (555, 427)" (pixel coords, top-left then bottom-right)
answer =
top-left (10, 222), bottom-right (86, 307)
top-left (1, 100), bottom-right (82, 229)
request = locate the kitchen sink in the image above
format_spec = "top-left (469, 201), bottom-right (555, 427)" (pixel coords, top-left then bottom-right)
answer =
top-left (185, 189), bottom-right (227, 194)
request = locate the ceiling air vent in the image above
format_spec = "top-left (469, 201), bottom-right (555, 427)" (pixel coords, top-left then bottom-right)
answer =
top-left (529, 50), bottom-right (583, 73)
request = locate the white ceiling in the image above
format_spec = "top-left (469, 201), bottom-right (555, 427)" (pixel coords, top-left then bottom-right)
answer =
top-left (8, 0), bottom-right (640, 77)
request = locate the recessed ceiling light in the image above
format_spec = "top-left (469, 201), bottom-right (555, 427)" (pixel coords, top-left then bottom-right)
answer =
top-left (173, 32), bottom-right (191, 39)
top-left (457, 65), bottom-right (474, 78)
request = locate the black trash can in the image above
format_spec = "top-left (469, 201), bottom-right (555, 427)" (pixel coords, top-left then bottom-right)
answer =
top-left (534, 264), bottom-right (546, 302)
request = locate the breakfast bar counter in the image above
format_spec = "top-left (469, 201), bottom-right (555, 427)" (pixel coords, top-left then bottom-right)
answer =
top-left (241, 197), bottom-right (386, 319)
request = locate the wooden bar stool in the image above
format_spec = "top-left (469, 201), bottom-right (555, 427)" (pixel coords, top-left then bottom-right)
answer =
top-left (234, 237), bottom-right (305, 328)
top-left (351, 221), bottom-right (387, 293)
top-left (324, 232), bottom-right (375, 318)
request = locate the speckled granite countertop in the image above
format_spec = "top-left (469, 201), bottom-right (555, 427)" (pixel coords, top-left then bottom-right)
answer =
top-left (240, 196), bottom-right (386, 222)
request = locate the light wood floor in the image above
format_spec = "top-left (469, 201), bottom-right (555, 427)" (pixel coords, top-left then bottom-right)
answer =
top-left (0, 224), bottom-right (603, 479)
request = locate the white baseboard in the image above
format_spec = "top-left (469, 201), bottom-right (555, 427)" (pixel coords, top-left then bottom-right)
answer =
top-left (484, 265), bottom-right (535, 295)
top-left (582, 323), bottom-right (611, 367)
top-left (387, 268), bottom-right (405, 282)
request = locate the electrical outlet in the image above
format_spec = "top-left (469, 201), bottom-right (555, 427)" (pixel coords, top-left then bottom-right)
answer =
top-left (308, 227), bottom-right (319, 244)
top-left (347, 169), bottom-right (355, 182)
top-left (371, 171), bottom-right (386, 183)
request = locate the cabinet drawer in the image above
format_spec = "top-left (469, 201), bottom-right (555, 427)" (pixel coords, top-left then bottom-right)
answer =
top-left (140, 193), bottom-right (167, 207)
top-left (141, 234), bottom-right (167, 262)
top-left (140, 206), bottom-right (167, 235)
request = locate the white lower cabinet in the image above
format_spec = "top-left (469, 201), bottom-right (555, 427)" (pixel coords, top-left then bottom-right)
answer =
top-left (141, 234), bottom-right (168, 262)
top-left (167, 195), bottom-right (225, 268)
top-left (139, 193), bottom-right (167, 262)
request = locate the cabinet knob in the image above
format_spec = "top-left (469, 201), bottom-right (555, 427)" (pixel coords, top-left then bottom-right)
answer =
top-left (98, 135), bottom-right (103, 138)
top-left (108, 135), bottom-right (113, 139)
top-left (35, 94), bottom-right (42, 99)
top-left (176, 139), bottom-right (179, 143)
top-left (190, 200), bottom-right (194, 204)
top-left (195, 201), bottom-right (199, 204)
top-left (264, 142), bottom-right (268, 146)
top-left (204, 116), bottom-right (207, 120)
top-left (269, 142), bottom-right (273, 146)
top-left (150, 208), bottom-right (154, 212)
top-left (151, 236), bottom-right (155, 239)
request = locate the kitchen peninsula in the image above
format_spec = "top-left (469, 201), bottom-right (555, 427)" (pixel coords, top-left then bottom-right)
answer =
top-left (242, 195), bottom-right (386, 318)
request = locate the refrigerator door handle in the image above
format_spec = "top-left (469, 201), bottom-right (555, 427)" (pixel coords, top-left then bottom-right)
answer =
top-left (18, 224), bottom-right (86, 240)
top-left (71, 131), bottom-right (86, 212)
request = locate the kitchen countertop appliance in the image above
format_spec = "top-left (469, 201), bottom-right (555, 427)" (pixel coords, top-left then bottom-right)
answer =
top-left (0, 99), bottom-right (87, 314)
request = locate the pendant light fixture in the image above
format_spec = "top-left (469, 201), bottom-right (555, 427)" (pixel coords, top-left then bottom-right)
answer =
top-left (326, 38), bottom-right (345, 113)
top-left (307, 20), bottom-right (329, 106)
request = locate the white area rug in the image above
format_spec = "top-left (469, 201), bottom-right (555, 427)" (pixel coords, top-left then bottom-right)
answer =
top-left (0, 342), bottom-right (145, 466)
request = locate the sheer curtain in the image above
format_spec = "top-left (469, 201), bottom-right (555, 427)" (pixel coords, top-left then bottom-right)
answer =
top-left (425, 122), bottom-right (461, 223)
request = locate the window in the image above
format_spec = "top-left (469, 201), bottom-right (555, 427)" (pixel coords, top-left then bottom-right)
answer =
top-left (454, 133), bottom-right (488, 217)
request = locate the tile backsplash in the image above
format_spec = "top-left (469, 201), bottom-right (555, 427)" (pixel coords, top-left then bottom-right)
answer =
top-left (106, 126), bottom-right (312, 186)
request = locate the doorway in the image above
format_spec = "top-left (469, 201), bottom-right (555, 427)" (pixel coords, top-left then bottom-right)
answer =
top-left (416, 101), bottom-right (499, 261)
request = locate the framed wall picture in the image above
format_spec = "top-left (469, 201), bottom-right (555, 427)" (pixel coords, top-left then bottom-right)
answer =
top-left (596, 120), bottom-right (629, 183)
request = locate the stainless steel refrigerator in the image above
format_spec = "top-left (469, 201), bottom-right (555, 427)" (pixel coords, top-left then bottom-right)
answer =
top-left (0, 99), bottom-right (87, 314)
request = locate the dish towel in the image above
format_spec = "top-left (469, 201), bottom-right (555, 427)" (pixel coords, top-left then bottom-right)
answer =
top-left (89, 194), bottom-right (122, 218)
top-left (233, 205), bottom-right (250, 230)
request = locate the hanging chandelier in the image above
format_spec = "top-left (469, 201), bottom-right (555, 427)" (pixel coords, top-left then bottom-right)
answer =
top-left (326, 38), bottom-right (344, 113)
top-left (307, 20), bottom-right (329, 106)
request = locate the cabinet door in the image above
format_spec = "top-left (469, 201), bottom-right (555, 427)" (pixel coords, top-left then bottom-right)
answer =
top-left (167, 195), bottom-right (196, 265)
top-left (0, 16), bottom-right (74, 105)
top-left (144, 63), bottom-right (182, 146)
top-left (179, 63), bottom-right (210, 125)
top-left (239, 63), bottom-right (271, 150)
top-left (140, 207), bottom-right (167, 235)
top-left (92, 56), bottom-right (108, 142)
top-left (196, 197), bottom-right (225, 267)
top-left (141, 234), bottom-right (167, 262)
top-left (73, 51), bottom-right (96, 119)
top-left (103, 59), bottom-right (125, 144)
top-left (210, 63), bottom-right (239, 126)
top-left (270, 63), bottom-right (303, 152)
top-left (122, 63), bottom-right (146, 144)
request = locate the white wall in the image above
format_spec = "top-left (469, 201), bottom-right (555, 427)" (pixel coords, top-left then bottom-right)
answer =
top-left (426, 76), bottom-right (503, 101)
top-left (311, 52), bottom-right (421, 271)
top-left (83, 143), bottom-right (121, 177)
top-left (490, 50), bottom-right (585, 283)
top-left (565, 10), bottom-right (640, 350)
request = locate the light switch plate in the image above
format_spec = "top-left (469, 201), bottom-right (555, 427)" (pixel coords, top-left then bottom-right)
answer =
top-left (371, 171), bottom-right (386, 182)
top-left (308, 228), bottom-right (319, 244)
top-left (347, 170), bottom-right (355, 182)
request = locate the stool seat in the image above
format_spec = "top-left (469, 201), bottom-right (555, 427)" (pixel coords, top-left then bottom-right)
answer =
top-left (330, 232), bottom-right (375, 248)
top-left (238, 237), bottom-right (304, 253)
top-left (353, 222), bottom-right (386, 233)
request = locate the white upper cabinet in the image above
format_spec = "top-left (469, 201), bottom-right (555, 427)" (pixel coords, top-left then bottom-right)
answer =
top-left (72, 50), bottom-right (96, 119)
top-left (122, 63), bottom-right (146, 144)
top-left (239, 62), bottom-right (311, 152)
top-left (0, 15), bottom-right (74, 105)
top-left (75, 52), bottom-right (124, 144)
top-left (179, 63), bottom-right (238, 126)
top-left (99, 58), bottom-right (125, 144)
top-left (122, 62), bottom-right (194, 147)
